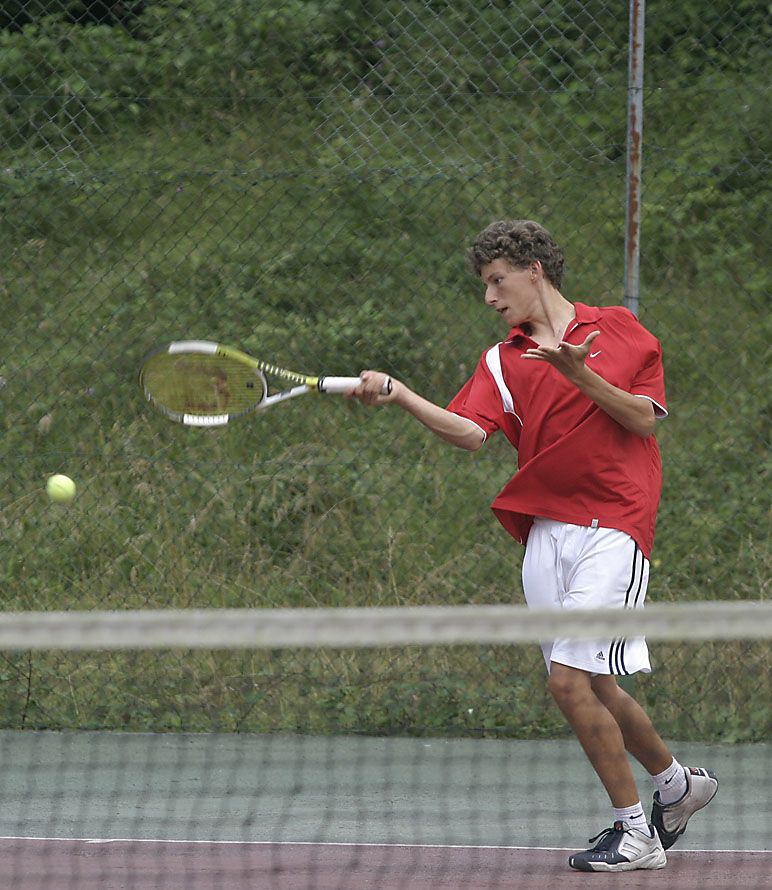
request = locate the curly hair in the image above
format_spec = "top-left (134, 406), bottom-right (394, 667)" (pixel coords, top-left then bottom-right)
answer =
top-left (469, 220), bottom-right (564, 288)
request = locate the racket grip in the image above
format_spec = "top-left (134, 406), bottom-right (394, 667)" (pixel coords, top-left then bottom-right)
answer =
top-left (318, 376), bottom-right (392, 395)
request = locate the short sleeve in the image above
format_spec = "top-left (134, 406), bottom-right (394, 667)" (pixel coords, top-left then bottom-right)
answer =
top-left (630, 333), bottom-right (668, 418)
top-left (447, 350), bottom-right (518, 443)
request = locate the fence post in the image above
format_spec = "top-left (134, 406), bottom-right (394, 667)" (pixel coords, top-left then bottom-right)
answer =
top-left (622, 1), bottom-right (646, 700)
top-left (624, 0), bottom-right (645, 317)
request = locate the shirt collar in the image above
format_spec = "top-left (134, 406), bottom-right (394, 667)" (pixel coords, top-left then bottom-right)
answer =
top-left (506, 302), bottom-right (601, 341)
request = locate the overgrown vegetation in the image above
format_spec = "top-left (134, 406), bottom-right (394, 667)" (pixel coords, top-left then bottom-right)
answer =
top-left (0, 2), bottom-right (768, 742)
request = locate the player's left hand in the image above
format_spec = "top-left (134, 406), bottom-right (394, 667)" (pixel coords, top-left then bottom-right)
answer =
top-left (521, 330), bottom-right (601, 379)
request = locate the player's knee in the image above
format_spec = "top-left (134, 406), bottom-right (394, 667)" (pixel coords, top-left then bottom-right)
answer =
top-left (547, 667), bottom-right (587, 706)
top-left (591, 675), bottom-right (625, 707)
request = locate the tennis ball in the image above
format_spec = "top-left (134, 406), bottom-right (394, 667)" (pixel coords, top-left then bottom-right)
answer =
top-left (46, 474), bottom-right (76, 504)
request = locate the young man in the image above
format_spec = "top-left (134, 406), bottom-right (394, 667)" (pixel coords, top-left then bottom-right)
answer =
top-left (350, 219), bottom-right (718, 872)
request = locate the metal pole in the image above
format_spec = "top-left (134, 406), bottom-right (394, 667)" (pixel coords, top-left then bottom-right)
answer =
top-left (624, 0), bottom-right (645, 316)
top-left (621, 0), bottom-right (644, 697)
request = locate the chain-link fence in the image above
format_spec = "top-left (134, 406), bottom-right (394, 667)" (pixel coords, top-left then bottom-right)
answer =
top-left (0, 1), bottom-right (769, 738)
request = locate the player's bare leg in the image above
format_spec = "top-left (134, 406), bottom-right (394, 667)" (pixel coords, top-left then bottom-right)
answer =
top-left (547, 663), bottom-right (640, 806)
top-left (590, 674), bottom-right (672, 774)
top-left (548, 663), bottom-right (667, 872)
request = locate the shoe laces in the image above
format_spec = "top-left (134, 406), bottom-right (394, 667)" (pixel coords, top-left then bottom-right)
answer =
top-left (587, 821), bottom-right (626, 849)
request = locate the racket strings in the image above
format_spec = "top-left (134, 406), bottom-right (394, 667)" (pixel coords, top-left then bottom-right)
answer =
top-left (142, 354), bottom-right (265, 417)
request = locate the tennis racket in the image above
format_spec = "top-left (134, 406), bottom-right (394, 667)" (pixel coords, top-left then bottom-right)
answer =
top-left (139, 340), bottom-right (391, 427)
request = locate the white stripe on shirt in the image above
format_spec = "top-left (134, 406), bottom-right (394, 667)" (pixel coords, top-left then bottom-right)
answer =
top-left (485, 344), bottom-right (523, 426)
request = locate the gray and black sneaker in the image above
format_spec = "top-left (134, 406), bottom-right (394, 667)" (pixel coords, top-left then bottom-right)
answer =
top-left (568, 822), bottom-right (667, 871)
top-left (569, 820), bottom-right (666, 872)
top-left (651, 766), bottom-right (719, 850)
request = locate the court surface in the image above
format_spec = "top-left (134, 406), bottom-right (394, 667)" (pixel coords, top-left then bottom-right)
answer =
top-left (0, 731), bottom-right (768, 889)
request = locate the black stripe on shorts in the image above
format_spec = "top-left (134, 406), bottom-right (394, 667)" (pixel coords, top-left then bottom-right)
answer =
top-left (610, 637), bottom-right (628, 675)
top-left (611, 542), bottom-right (646, 674)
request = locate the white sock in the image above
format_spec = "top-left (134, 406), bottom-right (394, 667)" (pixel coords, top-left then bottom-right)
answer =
top-left (612, 802), bottom-right (650, 835)
top-left (651, 757), bottom-right (688, 805)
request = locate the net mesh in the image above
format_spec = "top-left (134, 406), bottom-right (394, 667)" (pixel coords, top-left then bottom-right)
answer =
top-left (0, 604), bottom-right (769, 889)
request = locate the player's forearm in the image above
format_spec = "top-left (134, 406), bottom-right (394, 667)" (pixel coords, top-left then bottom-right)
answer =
top-left (568, 367), bottom-right (656, 437)
top-left (392, 382), bottom-right (486, 450)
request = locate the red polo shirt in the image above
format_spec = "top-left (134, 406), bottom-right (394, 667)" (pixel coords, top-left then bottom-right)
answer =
top-left (447, 303), bottom-right (667, 557)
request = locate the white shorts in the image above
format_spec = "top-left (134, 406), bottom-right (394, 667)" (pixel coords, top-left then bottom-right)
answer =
top-left (522, 518), bottom-right (652, 676)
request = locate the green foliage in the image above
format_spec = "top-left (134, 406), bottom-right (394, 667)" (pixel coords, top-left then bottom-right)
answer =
top-left (646, 0), bottom-right (771, 79)
top-left (0, 2), bottom-right (768, 743)
top-left (1, 1), bottom-right (146, 32)
top-left (0, 19), bottom-right (139, 146)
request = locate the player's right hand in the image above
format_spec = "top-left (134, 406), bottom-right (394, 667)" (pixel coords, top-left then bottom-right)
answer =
top-left (348, 371), bottom-right (396, 406)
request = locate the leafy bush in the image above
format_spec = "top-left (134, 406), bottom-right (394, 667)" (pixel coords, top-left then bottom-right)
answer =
top-left (0, 1), bottom-right (767, 741)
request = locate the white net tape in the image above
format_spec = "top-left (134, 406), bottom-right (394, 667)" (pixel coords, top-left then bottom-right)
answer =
top-left (0, 601), bottom-right (769, 650)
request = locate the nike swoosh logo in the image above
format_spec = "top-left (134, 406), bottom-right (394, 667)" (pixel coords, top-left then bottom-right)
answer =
top-left (589, 351), bottom-right (601, 358)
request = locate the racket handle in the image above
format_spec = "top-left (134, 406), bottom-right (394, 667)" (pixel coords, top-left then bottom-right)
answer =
top-left (318, 376), bottom-right (393, 395)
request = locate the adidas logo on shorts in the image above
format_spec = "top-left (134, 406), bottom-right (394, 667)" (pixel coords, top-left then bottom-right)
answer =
top-left (595, 651), bottom-right (605, 661)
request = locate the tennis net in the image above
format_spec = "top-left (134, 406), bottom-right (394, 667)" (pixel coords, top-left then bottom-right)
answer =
top-left (0, 602), bottom-right (769, 889)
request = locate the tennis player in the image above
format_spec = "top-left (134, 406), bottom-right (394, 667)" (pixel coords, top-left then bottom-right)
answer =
top-left (351, 219), bottom-right (718, 872)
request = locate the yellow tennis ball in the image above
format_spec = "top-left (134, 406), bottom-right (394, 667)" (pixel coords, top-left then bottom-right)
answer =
top-left (46, 474), bottom-right (76, 504)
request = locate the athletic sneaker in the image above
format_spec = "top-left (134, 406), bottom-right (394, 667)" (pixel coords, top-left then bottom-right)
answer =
top-left (568, 821), bottom-right (667, 872)
top-left (651, 766), bottom-right (719, 850)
